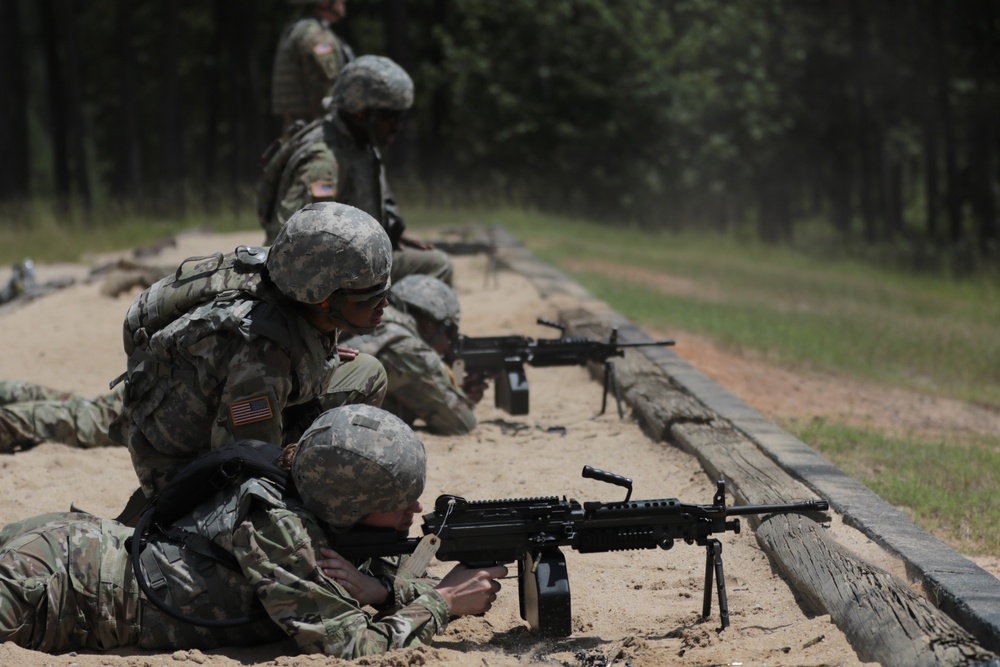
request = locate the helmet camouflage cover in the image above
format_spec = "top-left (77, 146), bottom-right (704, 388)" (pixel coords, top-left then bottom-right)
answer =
top-left (291, 405), bottom-right (427, 528)
top-left (330, 55), bottom-right (414, 114)
top-left (388, 274), bottom-right (461, 328)
top-left (266, 202), bottom-right (391, 305)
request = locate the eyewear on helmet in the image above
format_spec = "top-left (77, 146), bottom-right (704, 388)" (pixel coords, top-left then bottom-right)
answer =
top-left (337, 282), bottom-right (390, 309)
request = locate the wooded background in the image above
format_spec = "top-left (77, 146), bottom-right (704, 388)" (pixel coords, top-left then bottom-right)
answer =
top-left (1, 0), bottom-right (998, 266)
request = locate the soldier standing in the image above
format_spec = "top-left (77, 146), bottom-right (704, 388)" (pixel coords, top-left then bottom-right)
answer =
top-left (271, 0), bottom-right (354, 128)
top-left (258, 55), bottom-right (454, 286)
top-left (343, 275), bottom-right (487, 435)
top-left (109, 202), bottom-right (391, 498)
top-left (0, 405), bottom-right (506, 657)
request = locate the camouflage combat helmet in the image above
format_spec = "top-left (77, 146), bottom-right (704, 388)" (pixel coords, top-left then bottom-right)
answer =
top-left (329, 55), bottom-right (413, 114)
top-left (267, 202), bottom-right (391, 332)
top-left (292, 405), bottom-right (426, 528)
top-left (388, 274), bottom-right (461, 329)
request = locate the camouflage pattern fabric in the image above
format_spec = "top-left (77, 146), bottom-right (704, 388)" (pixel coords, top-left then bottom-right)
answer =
top-left (271, 17), bottom-right (351, 124)
top-left (0, 478), bottom-right (449, 656)
top-left (114, 294), bottom-right (386, 496)
top-left (0, 382), bottom-right (123, 453)
top-left (0, 512), bottom-right (142, 651)
top-left (264, 112), bottom-right (453, 285)
top-left (345, 307), bottom-right (476, 435)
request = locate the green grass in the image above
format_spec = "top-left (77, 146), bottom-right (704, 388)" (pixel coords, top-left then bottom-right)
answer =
top-left (789, 418), bottom-right (1000, 555)
top-left (0, 199), bottom-right (259, 265)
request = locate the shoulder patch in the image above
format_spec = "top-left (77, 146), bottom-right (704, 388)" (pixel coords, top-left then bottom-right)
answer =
top-left (309, 180), bottom-right (336, 199)
top-left (229, 396), bottom-right (274, 427)
top-left (313, 42), bottom-right (334, 56)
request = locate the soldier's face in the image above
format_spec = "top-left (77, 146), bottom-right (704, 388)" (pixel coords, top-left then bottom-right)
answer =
top-left (370, 110), bottom-right (406, 147)
top-left (318, 0), bottom-right (346, 23)
top-left (340, 295), bottom-right (388, 329)
top-left (360, 500), bottom-right (423, 532)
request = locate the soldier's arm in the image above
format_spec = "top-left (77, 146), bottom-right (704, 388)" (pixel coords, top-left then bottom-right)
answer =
top-left (233, 504), bottom-right (450, 658)
top-left (275, 143), bottom-right (340, 225)
top-left (296, 22), bottom-right (346, 115)
top-left (211, 339), bottom-right (296, 447)
top-left (378, 340), bottom-right (477, 436)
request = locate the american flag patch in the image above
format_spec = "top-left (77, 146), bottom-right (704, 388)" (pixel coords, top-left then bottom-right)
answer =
top-left (313, 43), bottom-right (334, 56)
top-left (229, 396), bottom-right (274, 427)
top-left (310, 181), bottom-right (335, 199)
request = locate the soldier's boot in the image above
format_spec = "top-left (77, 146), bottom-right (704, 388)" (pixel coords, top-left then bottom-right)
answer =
top-left (0, 414), bottom-right (41, 454)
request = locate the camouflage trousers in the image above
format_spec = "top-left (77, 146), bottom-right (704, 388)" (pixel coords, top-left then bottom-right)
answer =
top-left (391, 248), bottom-right (454, 287)
top-left (0, 512), bottom-right (142, 652)
top-left (0, 381), bottom-right (123, 453)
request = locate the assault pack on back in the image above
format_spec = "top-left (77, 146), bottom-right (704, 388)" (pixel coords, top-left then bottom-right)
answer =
top-left (128, 439), bottom-right (289, 628)
top-left (256, 118), bottom-right (325, 232)
top-left (120, 246), bottom-right (273, 357)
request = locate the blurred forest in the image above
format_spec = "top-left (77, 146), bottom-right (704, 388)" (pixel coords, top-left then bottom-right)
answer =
top-left (1, 0), bottom-right (998, 269)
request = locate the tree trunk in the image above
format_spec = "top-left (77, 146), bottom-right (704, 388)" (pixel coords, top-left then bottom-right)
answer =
top-left (39, 0), bottom-right (71, 208)
top-left (0, 0), bottom-right (30, 202)
top-left (968, 116), bottom-right (998, 248)
top-left (63, 0), bottom-right (91, 214)
top-left (849, 0), bottom-right (881, 243)
top-left (384, 0), bottom-right (413, 177)
top-left (158, 0), bottom-right (183, 212)
top-left (203, 0), bottom-right (226, 208)
top-left (113, 0), bottom-right (142, 201)
top-left (236, 0), bottom-right (265, 186)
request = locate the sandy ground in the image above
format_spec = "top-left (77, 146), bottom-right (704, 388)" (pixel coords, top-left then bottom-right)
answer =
top-left (0, 229), bottom-right (973, 666)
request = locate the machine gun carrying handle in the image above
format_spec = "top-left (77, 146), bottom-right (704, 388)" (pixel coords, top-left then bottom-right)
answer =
top-left (582, 465), bottom-right (633, 502)
top-left (536, 317), bottom-right (566, 336)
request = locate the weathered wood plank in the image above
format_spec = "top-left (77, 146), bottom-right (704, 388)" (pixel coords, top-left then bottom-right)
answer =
top-left (757, 515), bottom-right (995, 667)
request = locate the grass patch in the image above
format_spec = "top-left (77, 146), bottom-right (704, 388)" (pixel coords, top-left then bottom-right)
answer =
top-left (788, 418), bottom-right (1000, 556)
top-left (0, 199), bottom-right (259, 265)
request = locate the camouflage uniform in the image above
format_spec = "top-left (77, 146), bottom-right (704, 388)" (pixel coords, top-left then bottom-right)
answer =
top-left (0, 486), bottom-right (447, 655)
top-left (111, 205), bottom-right (390, 496)
top-left (344, 306), bottom-right (476, 435)
top-left (260, 56), bottom-right (453, 286)
top-left (0, 381), bottom-right (122, 452)
top-left (0, 406), bottom-right (447, 657)
top-left (271, 16), bottom-right (352, 126)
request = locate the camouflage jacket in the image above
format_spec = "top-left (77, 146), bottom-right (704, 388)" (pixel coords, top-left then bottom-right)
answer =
top-left (269, 113), bottom-right (386, 239)
top-left (117, 295), bottom-right (341, 495)
top-left (271, 16), bottom-right (352, 121)
top-left (0, 478), bottom-right (448, 656)
top-left (344, 307), bottom-right (477, 435)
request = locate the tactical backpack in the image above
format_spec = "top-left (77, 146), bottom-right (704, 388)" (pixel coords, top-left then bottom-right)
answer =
top-left (128, 439), bottom-right (289, 628)
top-left (122, 246), bottom-right (272, 355)
top-left (255, 118), bottom-right (325, 231)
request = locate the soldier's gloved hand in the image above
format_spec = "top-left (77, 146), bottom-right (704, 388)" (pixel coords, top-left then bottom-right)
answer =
top-left (462, 372), bottom-right (488, 404)
top-left (317, 546), bottom-right (390, 607)
top-left (433, 564), bottom-right (507, 616)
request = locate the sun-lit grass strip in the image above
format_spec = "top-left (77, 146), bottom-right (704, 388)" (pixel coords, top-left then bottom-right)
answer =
top-left (789, 418), bottom-right (1000, 556)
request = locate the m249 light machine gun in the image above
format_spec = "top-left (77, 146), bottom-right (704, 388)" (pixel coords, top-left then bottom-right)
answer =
top-left (451, 318), bottom-right (675, 417)
top-left (330, 466), bottom-right (830, 636)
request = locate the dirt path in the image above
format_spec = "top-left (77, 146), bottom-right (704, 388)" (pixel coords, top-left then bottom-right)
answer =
top-left (0, 231), bottom-right (979, 665)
